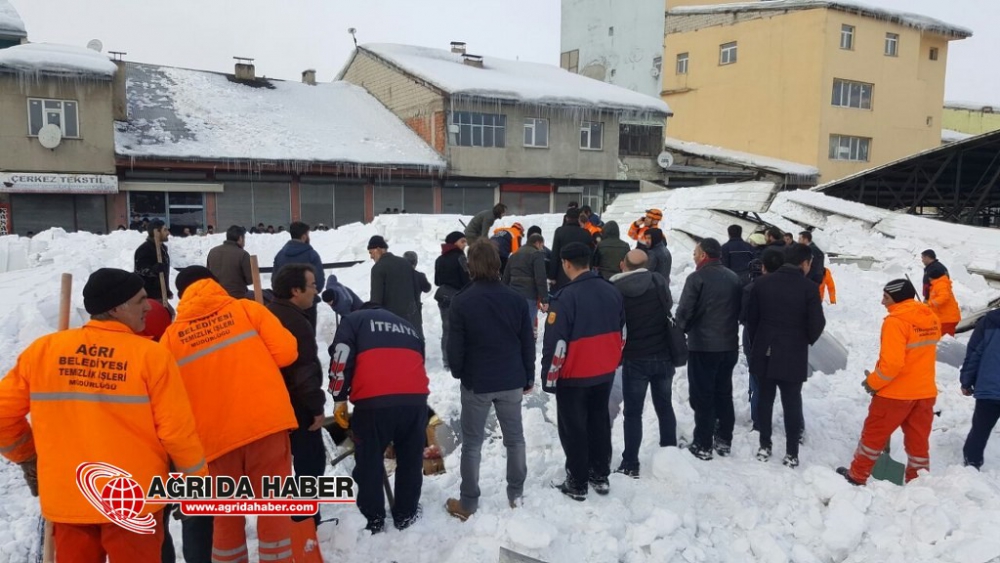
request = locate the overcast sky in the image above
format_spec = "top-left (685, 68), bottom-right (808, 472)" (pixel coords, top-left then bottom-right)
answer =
top-left (12, 0), bottom-right (998, 104)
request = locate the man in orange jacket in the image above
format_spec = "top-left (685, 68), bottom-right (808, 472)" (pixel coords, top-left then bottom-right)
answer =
top-left (627, 209), bottom-right (663, 244)
top-left (0, 268), bottom-right (207, 561)
top-left (926, 269), bottom-right (961, 336)
top-left (837, 279), bottom-right (941, 485)
top-left (160, 266), bottom-right (299, 563)
top-left (820, 268), bottom-right (837, 305)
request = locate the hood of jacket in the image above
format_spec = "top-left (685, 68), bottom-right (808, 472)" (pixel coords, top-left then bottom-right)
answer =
top-left (925, 260), bottom-right (948, 279)
top-left (602, 221), bottom-right (621, 240)
top-left (441, 243), bottom-right (463, 255)
top-left (887, 299), bottom-right (940, 331)
top-left (611, 269), bottom-right (654, 297)
top-left (175, 279), bottom-right (235, 321)
top-left (280, 239), bottom-right (314, 258)
top-left (325, 273), bottom-right (340, 287)
top-left (930, 275), bottom-right (953, 293)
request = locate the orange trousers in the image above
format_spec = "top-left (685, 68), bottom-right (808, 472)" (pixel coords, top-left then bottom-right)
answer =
top-left (941, 322), bottom-right (957, 337)
top-left (209, 431), bottom-right (294, 563)
top-left (847, 395), bottom-right (935, 484)
top-left (53, 511), bottom-right (164, 563)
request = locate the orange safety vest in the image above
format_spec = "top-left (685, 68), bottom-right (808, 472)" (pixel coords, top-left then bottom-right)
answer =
top-left (160, 279), bottom-right (299, 462)
top-left (584, 222), bottom-right (602, 237)
top-left (492, 226), bottom-right (523, 254)
top-left (820, 268), bottom-right (837, 304)
top-left (866, 300), bottom-right (941, 400)
top-left (927, 275), bottom-right (961, 324)
top-left (0, 320), bottom-right (206, 524)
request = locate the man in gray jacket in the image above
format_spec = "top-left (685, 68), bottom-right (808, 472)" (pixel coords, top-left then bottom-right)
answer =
top-left (675, 238), bottom-right (742, 461)
top-left (502, 233), bottom-right (549, 337)
top-left (368, 235), bottom-right (423, 339)
top-left (464, 203), bottom-right (507, 244)
top-left (206, 225), bottom-right (253, 298)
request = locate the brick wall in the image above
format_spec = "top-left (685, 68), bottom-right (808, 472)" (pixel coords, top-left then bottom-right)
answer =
top-left (341, 51), bottom-right (444, 118)
top-left (403, 111), bottom-right (446, 155)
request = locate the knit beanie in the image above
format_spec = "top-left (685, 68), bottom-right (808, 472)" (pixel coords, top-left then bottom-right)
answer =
top-left (367, 235), bottom-right (388, 250)
top-left (445, 231), bottom-right (465, 245)
top-left (175, 266), bottom-right (218, 298)
top-left (883, 279), bottom-right (917, 303)
top-left (83, 268), bottom-right (145, 315)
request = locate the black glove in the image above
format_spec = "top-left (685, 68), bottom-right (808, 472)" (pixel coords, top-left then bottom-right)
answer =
top-left (20, 456), bottom-right (38, 497)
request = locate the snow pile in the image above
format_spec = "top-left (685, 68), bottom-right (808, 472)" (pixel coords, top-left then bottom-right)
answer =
top-left (0, 0), bottom-right (25, 37)
top-left (3, 203), bottom-right (1000, 561)
top-left (351, 44), bottom-right (671, 116)
top-left (0, 43), bottom-right (116, 78)
top-left (116, 63), bottom-right (446, 169)
top-left (942, 129), bottom-right (974, 143)
top-left (664, 137), bottom-right (819, 177)
top-left (668, 0), bottom-right (972, 38)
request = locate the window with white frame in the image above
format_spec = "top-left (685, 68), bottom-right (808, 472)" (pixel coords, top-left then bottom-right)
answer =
top-left (719, 42), bottom-right (737, 65)
top-left (523, 117), bottom-right (548, 148)
top-left (840, 24), bottom-right (855, 50)
top-left (829, 134), bottom-right (871, 162)
top-left (452, 111), bottom-right (506, 148)
top-left (580, 121), bottom-right (603, 150)
top-left (28, 99), bottom-right (80, 138)
top-left (676, 52), bottom-right (689, 74)
top-left (831, 79), bottom-right (873, 109)
top-left (885, 33), bottom-right (899, 56)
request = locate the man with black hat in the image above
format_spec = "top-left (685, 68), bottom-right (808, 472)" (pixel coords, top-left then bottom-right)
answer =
top-left (0, 268), bottom-right (207, 561)
top-left (549, 208), bottom-right (595, 291)
top-left (541, 242), bottom-right (625, 500)
top-left (368, 236), bottom-right (423, 339)
top-left (134, 219), bottom-right (173, 302)
top-left (435, 232), bottom-right (470, 369)
top-left (837, 278), bottom-right (941, 486)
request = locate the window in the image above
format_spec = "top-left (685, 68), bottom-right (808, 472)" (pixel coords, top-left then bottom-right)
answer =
top-left (930, 47), bottom-right (939, 61)
top-left (676, 52), bottom-right (689, 75)
top-left (523, 118), bottom-right (549, 148)
top-left (28, 99), bottom-right (80, 138)
top-left (452, 112), bottom-right (506, 148)
top-left (619, 124), bottom-right (663, 157)
top-left (840, 24), bottom-right (855, 50)
top-left (885, 33), bottom-right (899, 56)
top-left (580, 121), bottom-right (603, 150)
top-left (829, 134), bottom-right (871, 162)
top-left (653, 56), bottom-right (662, 76)
top-left (560, 50), bottom-right (579, 73)
top-left (831, 79), bottom-right (873, 109)
top-left (719, 42), bottom-right (737, 65)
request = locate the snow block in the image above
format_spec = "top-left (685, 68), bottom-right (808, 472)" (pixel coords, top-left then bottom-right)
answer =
top-left (651, 447), bottom-right (700, 484)
top-left (507, 516), bottom-right (556, 551)
top-left (821, 491), bottom-right (870, 558)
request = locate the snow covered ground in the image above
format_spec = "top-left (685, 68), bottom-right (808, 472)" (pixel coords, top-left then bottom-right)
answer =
top-left (1, 206), bottom-right (1000, 563)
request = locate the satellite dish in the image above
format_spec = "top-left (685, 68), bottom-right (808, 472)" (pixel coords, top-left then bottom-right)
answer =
top-left (86, 39), bottom-right (103, 53)
top-left (656, 151), bottom-right (675, 169)
top-left (38, 124), bottom-right (62, 150)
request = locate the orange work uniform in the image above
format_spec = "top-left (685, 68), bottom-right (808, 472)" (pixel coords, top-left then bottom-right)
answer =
top-left (927, 275), bottom-right (960, 336)
top-left (820, 268), bottom-right (837, 304)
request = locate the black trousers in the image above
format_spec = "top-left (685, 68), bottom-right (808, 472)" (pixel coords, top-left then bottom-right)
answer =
top-left (556, 381), bottom-right (613, 487)
top-left (440, 304), bottom-right (451, 369)
top-left (351, 404), bottom-right (427, 524)
top-left (291, 424), bottom-right (328, 525)
top-left (757, 377), bottom-right (804, 457)
top-left (964, 399), bottom-right (1000, 468)
top-left (687, 351), bottom-right (739, 450)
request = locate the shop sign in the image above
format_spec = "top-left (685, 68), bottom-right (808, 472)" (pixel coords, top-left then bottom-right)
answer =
top-left (0, 172), bottom-right (119, 194)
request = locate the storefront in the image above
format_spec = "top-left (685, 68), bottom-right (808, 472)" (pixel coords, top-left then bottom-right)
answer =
top-left (120, 181), bottom-right (219, 235)
top-left (0, 172), bottom-right (118, 235)
top-left (499, 183), bottom-right (552, 215)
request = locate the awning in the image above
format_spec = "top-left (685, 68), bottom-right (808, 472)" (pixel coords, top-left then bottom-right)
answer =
top-left (119, 182), bottom-right (224, 193)
top-left (0, 172), bottom-right (118, 194)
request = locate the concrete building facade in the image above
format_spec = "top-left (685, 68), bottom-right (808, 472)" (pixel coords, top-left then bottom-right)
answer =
top-left (943, 102), bottom-right (1000, 136)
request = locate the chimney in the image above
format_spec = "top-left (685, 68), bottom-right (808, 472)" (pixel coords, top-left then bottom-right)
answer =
top-left (234, 56), bottom-right (255, 80)
top-left (109, 51), bottom-right (128, 121)
top-left (302, 69), bottom-right (316, 85)
top-left (462, 54), bottom-right (483, 68)
top-left (450, 41), bottom-right (467, 55)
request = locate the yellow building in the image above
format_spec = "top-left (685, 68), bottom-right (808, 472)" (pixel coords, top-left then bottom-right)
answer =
top-left (943, 102), bottom-right (1000, 136)
top-left (662, 0), bottom-right (971, 182)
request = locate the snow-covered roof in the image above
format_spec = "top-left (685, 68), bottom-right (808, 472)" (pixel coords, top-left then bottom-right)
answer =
top-left (115, 62), bottom-right (446, 170)
top-left (0, 0), bottom-right (25, 38)
top-left (664, 137), bottom-right (819, 177)
top-left (0, 43), bottom-right (116, 78)
top-left (942, 129), bottom-right (974, 143)
top-left (348, 44), bottom-right (672, 116)
top-left (668, 0), bottom-right (972, 39)
top-left (945, 100), bottom-right (1000, 112)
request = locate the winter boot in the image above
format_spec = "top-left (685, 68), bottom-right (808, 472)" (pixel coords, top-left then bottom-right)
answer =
top-left (714, 439), bottom-right (732, 458)
top-left (756, 446), bottom-right (771, 462)
top-left (964, 457), bottom-right (983, 471)
top-left (615, 464), bottom-right (640, 479)
top-left (290, 519), bottom-right (323, 563)
top-left (836, 467), bottom-right (864, 486)
top-left (782, 455), bottom-right (799, 469)
top-left (365, 516), bottom-right (385, 534)
top-left (394, 504), bottom-right (422, 531)
top-left (552, 478), bottom-right (587, 501)
top-left (688, 443), bottom-right (713, 461)
top-left (588, 470), bottom-right (610, 496)
top-left (445, 498), bottom-right (473, 522)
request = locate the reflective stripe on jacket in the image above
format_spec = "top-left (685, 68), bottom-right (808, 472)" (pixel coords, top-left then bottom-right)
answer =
top-left (866, 300), bottom-right (941, 400)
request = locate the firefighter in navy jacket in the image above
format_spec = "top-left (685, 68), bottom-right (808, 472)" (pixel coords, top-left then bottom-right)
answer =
top-left (540, 242), bottom-right (626, 501)
top-left (329, 304), bottom-right (429, 534)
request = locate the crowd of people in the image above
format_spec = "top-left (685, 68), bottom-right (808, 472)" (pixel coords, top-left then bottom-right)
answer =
top-left (0, 201), bottom-right (988, 560)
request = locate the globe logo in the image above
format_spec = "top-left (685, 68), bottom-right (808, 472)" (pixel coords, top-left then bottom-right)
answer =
top-left (99, 476), bottom-right (145, 520)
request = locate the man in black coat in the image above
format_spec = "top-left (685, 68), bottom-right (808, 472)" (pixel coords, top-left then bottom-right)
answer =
top-left (746, 243), bottom-right (826, 468)
top-left (548, 208), bottom-right (595, 291)
top-left (266, 264), bottom-right (327, 527)
top-left (798, 231), bottom-right (826, 286)
top-left (739, 248), bottom-right (786, 432)
top-left (721, 225), bottom-right (755, 284)
top-left (435, 232), bottom-right (470, 369)
top-left (748, 227), bottom-right (786, 282)
top-left (134, 219), bottom-right (173, 302)
top-left (921, 249), bottom-right (949, 301)
top-left (368, 236), bottom-right (423, 339)
top-left (675, 238), bottom-right (743, 460)
top-left (642, 228), bottom-right (673, 287)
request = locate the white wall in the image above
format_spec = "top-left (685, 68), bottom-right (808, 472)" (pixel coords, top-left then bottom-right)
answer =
top-left (560, 0), bottom-right (666, 99)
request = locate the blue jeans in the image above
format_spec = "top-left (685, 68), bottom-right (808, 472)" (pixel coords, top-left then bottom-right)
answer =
top-left (621, 356), bottom-right (676, 470)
